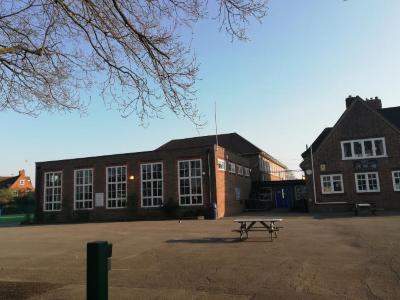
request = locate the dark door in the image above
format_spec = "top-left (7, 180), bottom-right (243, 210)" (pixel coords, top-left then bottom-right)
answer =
top-left (275, 188), bottom-right (289, 208)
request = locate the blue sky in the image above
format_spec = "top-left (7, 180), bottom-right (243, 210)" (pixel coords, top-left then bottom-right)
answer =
top-left (1, 0), bottom-right (400, 183)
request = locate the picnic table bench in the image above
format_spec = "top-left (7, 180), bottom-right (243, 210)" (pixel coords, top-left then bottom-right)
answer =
top-left (233, 218), bottom-right (283, 241)
top-left (354, 203), bottom-right (384, 215)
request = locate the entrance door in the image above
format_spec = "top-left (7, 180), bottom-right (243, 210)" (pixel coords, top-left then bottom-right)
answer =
top-left (275, 188), bottom-right (289, 208)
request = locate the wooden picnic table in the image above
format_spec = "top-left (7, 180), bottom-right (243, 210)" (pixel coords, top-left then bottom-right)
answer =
top-left (233, 218), bottom-right (283, 241)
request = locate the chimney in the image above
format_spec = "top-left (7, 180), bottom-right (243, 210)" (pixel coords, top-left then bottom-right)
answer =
top-left (365, 96), bottom-right (382, 110)
top-left (19, 169), bottom-right (25, 177)
top-left (345, 95), bottom-right (361, 108)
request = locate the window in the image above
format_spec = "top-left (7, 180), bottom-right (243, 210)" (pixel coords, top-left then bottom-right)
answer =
top-left (237, 165), bottom-right (244, 176)
top-left (217, 159), bottom-right (226, 171)
top-left (341, 138), bottom-right (386, 160)
top-left (13, 191), bottom-right (18, 197)
top-left (392, 171), bottom-right (400, 191)
top-left (320, 174), bottom-right (344, 194)
top-left (106, 166), bottom-right (127, 208)
top-left (74, 169), bottom-right (93, 210)
top-left (355, 172), bottom-right (380, 193)
top-left (19, 180), bottom-right (25, 185)
top-left (141, 162), bottom-right (163, 207)
top-left (228, 162), bottom-right (236, 174)
top-left (244, 167), bottom-right (250, 177)
top-left (178, 159), bottom-right (203, 206)
top-left (44, 171), bottom-right (62, 211)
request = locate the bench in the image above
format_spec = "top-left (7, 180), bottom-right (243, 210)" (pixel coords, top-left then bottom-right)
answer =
top-left (233, 218), bottom-right (283, 241)
top-left (354, 203), bottom-right (384, 215)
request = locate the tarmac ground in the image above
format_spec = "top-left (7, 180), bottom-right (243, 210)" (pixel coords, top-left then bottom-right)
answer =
top-left (0, 212), bottom-right (399, 299)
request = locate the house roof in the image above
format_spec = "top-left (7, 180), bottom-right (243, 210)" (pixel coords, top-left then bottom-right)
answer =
top-left (0, 176), bottom-right (18, 189)
top-left (302, 100), bottom-right (400, 159)
top-left (301, 127), bottom-right (332, 158)
top-left (380, 107), bottom-right (400, 130)
top-left (157, 132), bottom-right (287, 168)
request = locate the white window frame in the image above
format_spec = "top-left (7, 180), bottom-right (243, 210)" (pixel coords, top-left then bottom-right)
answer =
top-left (43, 171), bottom-right (63, 212)
top-left (392, 170), bottom-right (400, 192)
top-left (217, 159), bottom-right (226, 171)
top-left (228, 162), bottom-right (236, 174)
top-left (19, 179), bottom-right (25, 185)
top-left (106, 165), bottom-right (127, 209)
top-left (355, 172), bottom-right (380, 193)
top-left (244, 167), bottom-right (250, 177)
top-left (140, 162), bottom-right (163, 208)
top-left (178, 159), bottom-right (203, 206)
top-left (320, 174), bottom-right (344, 194)
top-left (341, 137), bottom-right (387, 160)
top-left (237, 165), bottom-right (244, 176)
top-left (74, 168), bottom-right (94, 210)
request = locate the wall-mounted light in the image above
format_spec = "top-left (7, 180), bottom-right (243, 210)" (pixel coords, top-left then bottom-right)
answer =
top-left (129, 175), bottom-right (135, 180)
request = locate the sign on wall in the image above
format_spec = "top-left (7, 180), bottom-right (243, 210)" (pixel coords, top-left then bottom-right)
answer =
top-left (95, 193), bottom-right (104, 207)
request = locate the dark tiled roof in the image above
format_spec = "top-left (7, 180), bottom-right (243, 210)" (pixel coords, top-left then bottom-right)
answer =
top-left (0, 176), bottom-right (18, 189)
top-left (157, 132), bottom-right (287, 168)
top-left (301, 127), bottom-right (332, 158)
top-left (380, 107), bottom-right (400, 130)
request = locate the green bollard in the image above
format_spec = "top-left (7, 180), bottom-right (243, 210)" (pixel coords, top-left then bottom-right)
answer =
top-left (87, 241), bottom-right (112, 300)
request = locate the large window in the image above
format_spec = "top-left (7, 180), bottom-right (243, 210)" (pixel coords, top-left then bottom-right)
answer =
top-left (341, 138), bottom-right (386, 160)
top-left (392, 171), bottom-right (400, 191)
top-left (106, 166), bottom-right (127, 208)
top-left (44, 171), bottom-right (62, 211)
top-left (321, 174), bottom-right (344, 194)
top-left (74, 169), bottom-right (93, 210)
top-left (355, 172), bottom-right (380, 193)
top-left (244, 167), bottom-right (250, 177)
top-left (178, 159), bottom-right (203, 206)
top-left (141, 162), bottom-right (163, 207)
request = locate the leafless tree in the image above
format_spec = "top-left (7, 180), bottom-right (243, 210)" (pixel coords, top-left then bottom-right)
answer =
top-left (0, 0), bottom-right (267, 125)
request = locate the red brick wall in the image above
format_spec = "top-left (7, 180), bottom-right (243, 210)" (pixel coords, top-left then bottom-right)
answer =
top-left (213, 146), bottom-right (252, 218)
top-left (303, 101), bottom-right (400, 212)
top-left (36, 147), bottom-right (214, 222)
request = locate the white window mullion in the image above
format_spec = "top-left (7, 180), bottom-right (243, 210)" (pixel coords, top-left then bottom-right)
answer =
top-left (141, 162), bottom-right (163, 207)
top-left (106, 166), bottom-right (127, 209)
top-left (43, 171), bottom-right (62, 212)
top-left (178, 159), bottom-right (203, 206)
top-left (355, 172), bottom-right (380, 193)
top-left (321, 174), bottom-right (344, 194)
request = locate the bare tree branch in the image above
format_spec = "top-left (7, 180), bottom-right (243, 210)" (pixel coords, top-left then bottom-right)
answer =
top-left (0, 0), bottom-right (268, 125)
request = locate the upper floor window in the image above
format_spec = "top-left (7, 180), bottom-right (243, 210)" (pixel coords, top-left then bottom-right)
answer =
top-left (141, 162), bottom-right (163, 207)
top-left (321, 174), bottom-right (344, 194)
top-left (237, 165), bottom-right (244, 176)
top-left (106, 166), bottom-right (127, 208)
top-left (392, 171), bottom-right (400, 191)
top-left (244, 167), bottom-right (250, 177)
top-left (44, 171), bottom-right (62, 211)
top-left (355, 172), bottom-right (380, 193)
top-left (178, 159), bottom-right (203, 206)
top-left (341, 138), bottom-right (386, 160)
top-left (228, 162), bottom-right (236, 174)
top-left (217, 159), bottom-right (226, 171)
top-left (74, 169), bottom-right (93, 210)
top-left (19, 180), bottom-right (25, 185)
